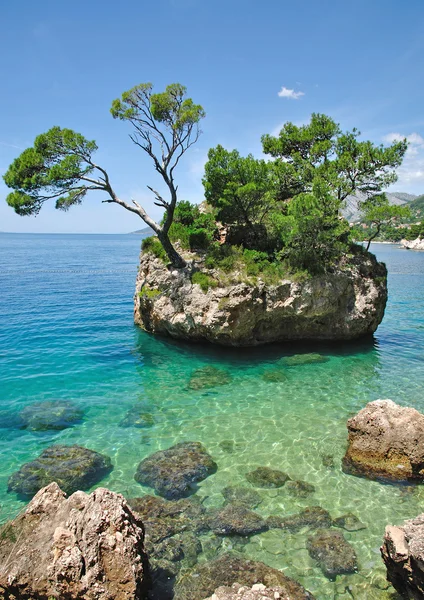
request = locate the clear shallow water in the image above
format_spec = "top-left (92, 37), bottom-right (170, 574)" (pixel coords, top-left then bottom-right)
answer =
top-left (1, 234), bottom-right (424, 598)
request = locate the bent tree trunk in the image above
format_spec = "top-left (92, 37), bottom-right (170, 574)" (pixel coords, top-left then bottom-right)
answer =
top-left (157, 231), bottom-right (187, 269)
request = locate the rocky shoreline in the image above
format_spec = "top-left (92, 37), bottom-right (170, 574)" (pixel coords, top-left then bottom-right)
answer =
top-left (2, 399), bottom-right (424, 599)
top-left (134, 248), bottom-right (387, 346)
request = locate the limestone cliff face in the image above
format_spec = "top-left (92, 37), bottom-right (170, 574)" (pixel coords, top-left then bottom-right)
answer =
top-left (134, 249), bottom-right (387, 347)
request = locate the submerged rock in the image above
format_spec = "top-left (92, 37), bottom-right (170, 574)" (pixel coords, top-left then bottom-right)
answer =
top-left (222, 485), bottom-right (262, 508)
top-left (267, 506), bottom-right (332, 532)
top-left (207, 503), bottom-right (268, 536)
top-left (280, 353), bottom-right (329, 367)
top-left (19, 400), bottom-right (84, 431)
top-left (381, 513), bottom-right (424, 599)
top-left (134, 251), bottom-right (387, 346)
top-left (134, 441), bottom-right (217, 499)
top-left (219, 440), bottom-right (244, 453)
top-left (307, 529), bottom-right (358, 579)
top-left (285, 479), bottom-right (316, 498)
top-left (205, 583), bottom-right (309, 599)
top-left (342, 399), bottom-right (424, 482)
top-left (119, 406), bottom-right (155, 428)
top-left (321, 454), bottom-right (335, 469)
top-left (127, 494), bottom-right (207, 543)
top-left (261, 369), bottom-right (288, 383)
top-left (7, 444), bottom-right (113, 497)
top-left (333, 513), bottom-right (366, 532)
top-left (173, 553), bottom-right (316, 600)
top-left (188, 365), bottom-right (232, 390)
top-left (245, 467), bottom-right (290, 488)
top-left (0, 483), bottom-right (148, 599)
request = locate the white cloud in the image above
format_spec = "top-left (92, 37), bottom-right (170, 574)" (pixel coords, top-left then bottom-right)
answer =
top-left (277, 86), bottom-right (304, 100)
top-left (384, 131), bottom-right (424, 192)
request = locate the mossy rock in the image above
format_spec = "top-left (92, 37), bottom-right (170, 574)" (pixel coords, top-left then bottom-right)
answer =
top-left (221, 485), bottom-right (262, 508)
top-left (267, 506), bottom-right (332, 532)
top-left (246, 467), bottom-right (290, 488)
top-left (173, 553), bottom-right (315, 600)
top-left (262, 369), bottom-right (288, 383)
top-left (188, 366), bottom-right (232, 390)
top-left (285, 479), bottom-right (316, 498)
top-left (119, 406), bottom-right (155, 428)
top-left (134, 441), bottom-right (217, 500)
top-left (7, 445), bottom-right (113, 498)
top-left (219, 440), bottom-right (244, 454)
top-left (307, 529), bottom-right (358, 579)
top-left (19, 400), bottom-right (84, 431)
top-left (280, 353), bottom-right (329, 367)
top-left (207, 503), bottom-right (268, 536)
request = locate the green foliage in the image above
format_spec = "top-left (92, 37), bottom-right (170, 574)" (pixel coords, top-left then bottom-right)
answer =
top-left (191, 271), bottom-right (218, 292)
top-left (141, 236), bottom-right (167, 262)
top-left (3, 127), bottom-right (98, 215)
top-left (203, 145), bottom-right (277, 227)
top-left (139, 287), bottom-right (161, 300)
top-left (262, 113), bottom-right (407, 202)
top-left (279, 181), bottom-right (350, 274)
top-left (359, 194), bottom-right (411, 249)
top-left (168, 201), bottom-right (217, 251)
top-left (111, 83), bottom-right (205, 134)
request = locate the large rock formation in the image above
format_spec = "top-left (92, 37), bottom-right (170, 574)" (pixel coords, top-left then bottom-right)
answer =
top-left (342, 399), bottom-right (424, 482)
top-left (0, 483), bottom-right (149, 599)
top-left (381, 514), bottom-right (424, 599)
top-left (401, 237), bottom-right (424, 250)
top-left (134, 249), bottom-right (387, 346)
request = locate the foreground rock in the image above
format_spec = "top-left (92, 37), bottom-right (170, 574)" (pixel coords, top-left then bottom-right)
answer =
top-left (134, 250), bottom-right (387, 346)
top-left (0, 483), bottom-right (148, 599)
top-left (381, 513), bottom-right (424, 599)
top-left (173, 553), bottom-right (316, 600)
top-left (205, 582), bottom-right (307, 599)
top-left (19, 400), bottom-right (84, 431)
top-left (401, 237), bottom-right (424, 250)
top-left (8, 444), bottom-right (113, 497)
top-left (307, 529), bottom-right (358, 579)
top-left (134, 441), bottom-right (217, 499)
top-left (342, 399), bottom-right (424, 482)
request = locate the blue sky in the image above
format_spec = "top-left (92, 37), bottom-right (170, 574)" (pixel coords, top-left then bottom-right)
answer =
top-left (1, 0), bottom-right (423, 233)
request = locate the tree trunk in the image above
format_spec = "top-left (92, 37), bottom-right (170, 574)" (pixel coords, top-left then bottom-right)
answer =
top-left (157, 231), bottom-right (186, 268)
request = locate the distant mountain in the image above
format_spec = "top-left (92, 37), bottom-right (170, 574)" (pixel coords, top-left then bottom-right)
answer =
top-left (129, 226), bottom-right (154, 235)
top-left (409, 194), bottom-right (424, 215)
top-left (343, 192), bottom-right (419, 223)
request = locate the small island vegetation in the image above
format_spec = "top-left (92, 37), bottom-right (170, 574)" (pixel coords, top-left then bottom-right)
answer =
top-left (3, 81), bottom-right (407, 276)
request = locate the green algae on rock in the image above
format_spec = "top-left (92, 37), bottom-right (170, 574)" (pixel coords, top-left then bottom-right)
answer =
top-left (7, 445), bottom-right (113, 497)
top-left (19, 400), bottom-right (84, 431)
top-left (188, 365), bottom-right (232, 390)
top-left (333, 513), bottom-right (366, 532)
top-left (134, 441), bottom-right (217, 500)
top-left (245, 466), bottom-right (290, 488)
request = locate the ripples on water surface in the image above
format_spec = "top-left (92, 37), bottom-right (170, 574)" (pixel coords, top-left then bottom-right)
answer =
top-left (1, 234), bottom-right (424, 598)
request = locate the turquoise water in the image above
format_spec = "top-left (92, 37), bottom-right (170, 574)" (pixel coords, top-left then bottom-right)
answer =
top-left (1, 234), bottom-right (424, 598)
